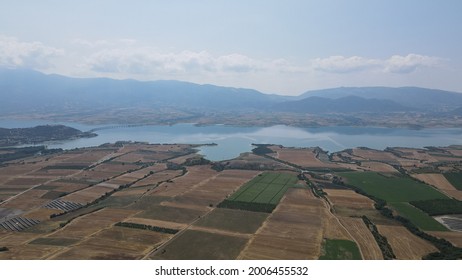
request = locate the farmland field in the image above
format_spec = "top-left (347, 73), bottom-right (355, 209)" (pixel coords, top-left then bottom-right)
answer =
top-left (377, 225), bottom-right (438, 259)
top-left (2, 142), bottom-right (462, 260)
top-left (218, 172), bottom-right (298, 212)
top-left (194, 208), bottom-right (269, 234)
top-left (338, 216), bottom-right (383, 259)
top-left (444, 173), bottom-right (462, 190)
top-left (239, 188), bottom-right (325, 260)
top-left (319, 239), bottom-right (362, 260)
top-left (339, 172), bottom-right (449, 202)
top-left (389, 202), bottom-right (448, 231)
top-left (150, 230), bottom-right (248, 260)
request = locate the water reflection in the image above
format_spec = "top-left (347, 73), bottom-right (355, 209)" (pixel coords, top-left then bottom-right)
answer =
top-left (1, 120), bottom-right (462, 161)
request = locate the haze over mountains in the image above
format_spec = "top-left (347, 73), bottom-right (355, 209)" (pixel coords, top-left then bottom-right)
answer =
top-left (2, 68), bottom-right (462, 118)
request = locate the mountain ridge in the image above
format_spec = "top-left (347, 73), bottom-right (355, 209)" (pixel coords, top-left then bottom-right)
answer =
top-left (2, 68), bottom-right (462, 118)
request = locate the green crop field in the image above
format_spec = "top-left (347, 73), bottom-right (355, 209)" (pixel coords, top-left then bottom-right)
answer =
top-left (228, 172), bottom-right (298, 204)
top-left (410, 199), bottom-right (462, 216)
top-left (389, 202), bottom-right (448, 231)
top-left (443, 173), bottom-right (462, 190)
top-left (319, 239), bottom-right (362, 260)
top-left (339, 172), bottom-right (449, 202)
top-left (339, 172), bottom-right (450, 231)
top-left (218, 172), bottom-right (298, 213)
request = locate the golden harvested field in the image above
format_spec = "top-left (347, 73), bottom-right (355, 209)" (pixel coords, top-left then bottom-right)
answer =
top-left (149, 166), bottom-right (218, 197)
top-left (123, 217), bottom-right (186, 230)
top-left (377, 225), bottom-right (437, 259)
top-left (23, 208), bottom-right (62, 221)
top-left (0, 244), bottom-right (61, 260)
top-left (359, 161), bottom-right (397, 172)
top-left (159, 169), bottom-right (260, 211)
top-left (111, 187), bottom-right (150, 197)
top-left (351, 148), bottom-right (400, 164)
top-left (131, 170), bottom-right (183, 188)
top-left (63, 185), bottom-right (114, 204)
top-left (392, 148), bottom-right (439, 162)
top-left (225, 153), bottom-right (296, 170)
top-left (412, 173), bottom-right (457, 191)
top-left (61, 150), bottom-right (115, 164)
top-left (45, 181), bottom-right (89, 193)
top-left (271, 146), bottom-right (338, 168)
top-left (448, 149), bottom-right (462, 157)
top-left (134, 204), bottom-right (207, 224)
top-left (0, 232), bottom-right (41, 245)
top-left (239, 188), bottom-right (325, 260)
top-left (322, 212), bottom-right (353, 241)
top-left (0, 165), bottom-right (41, 176)
top-left (1, 190), bottom-right (49, 210)
top-left (49, 208), bottom-right (139, 239)
top-left (90, 162), bottom-right (139, 174)
top-left (443, 190), bottom-right (462, 200)
top-left (7, 176), bottom-right (52, 186)
top-left (168, 154), bottom-right (202, 165)
top-left (324, 189), bottom-right (375, 209)
top-left (339, 217), bottom-right (383, 260)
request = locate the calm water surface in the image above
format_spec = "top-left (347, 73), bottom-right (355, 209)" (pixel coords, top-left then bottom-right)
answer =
top-left (1, 119), bottom-right (462, 161)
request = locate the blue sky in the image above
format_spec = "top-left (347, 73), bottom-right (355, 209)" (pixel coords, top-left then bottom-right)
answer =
top-left (1, 0), bottom-right (461, 95)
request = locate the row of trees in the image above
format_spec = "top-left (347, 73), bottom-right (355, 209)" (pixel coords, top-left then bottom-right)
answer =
top-left (115, 222), bottom-right (179, 234)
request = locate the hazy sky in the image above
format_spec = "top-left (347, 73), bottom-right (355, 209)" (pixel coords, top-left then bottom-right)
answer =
top-left (1, 0), bottom-right (461, 95)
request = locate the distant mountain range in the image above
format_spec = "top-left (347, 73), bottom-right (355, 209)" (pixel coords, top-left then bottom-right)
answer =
top-left (2, 68), bottom-right (462, 118)
top-left (297, 86), bottom-right (462, 111)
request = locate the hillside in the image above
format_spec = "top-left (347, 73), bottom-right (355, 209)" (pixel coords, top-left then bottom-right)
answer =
top-left (274, 95), bottom-right (411, 114)
top-left (0, 68), bottom-right (282, 114)
top-left (2, 68), bottom-right (462, 127)
top-left (0, 125), bottom-right (96, 147)
top-left (298, 87), bottom-right (462, 111)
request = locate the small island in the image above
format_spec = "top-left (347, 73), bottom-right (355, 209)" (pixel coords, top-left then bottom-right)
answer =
top-left (0, 125), bottom-right (97, 147)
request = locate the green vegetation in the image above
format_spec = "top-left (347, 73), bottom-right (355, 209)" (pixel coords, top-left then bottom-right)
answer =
top-left (29, 237), bottom-right (80, 246)
top-left (319, 239), bottom-right (362, 260)
top-left (0, 146), bottom-right (62, 163)
top-left (339, 172), bottom-right (450, 232)
top-left (251, 144), bottom-right (275, 155)
top-left (115, 222), bottom-right (179, 234)
top-left (410, 199), bottom-right (462, 216)
top-left (362, 216), bottom-right (396, 260)
top-left (389, 203), bottom-right (448, 231)
top-left (340, 172), bottom-right (449, 202)
top-left (443, 173), bottom-right (462, 190)
top-left (218, 172), bottom-right (297, 213)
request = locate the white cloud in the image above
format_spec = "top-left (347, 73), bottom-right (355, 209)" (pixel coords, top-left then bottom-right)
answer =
top-left (312, 54), bottom-right (441, 74)
top-left (0, 35), bottom-right (63, 69)
top-left (312, 55), bottom-right (381, 73)
top-left (84, 48), bottom-right (264, 75)
top-left (384, 54), bottom-right (440, 73)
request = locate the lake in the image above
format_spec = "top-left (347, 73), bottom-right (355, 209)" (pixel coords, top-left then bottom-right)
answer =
top-left (1, 119), bottom-right (462, 161)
